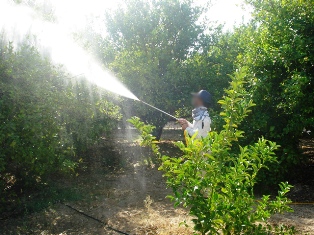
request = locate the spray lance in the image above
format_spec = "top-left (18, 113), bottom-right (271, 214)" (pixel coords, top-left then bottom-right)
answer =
top-left (138, 100), bottom-right (179, 121)
top-left (137, 100), bottom-right (189, 144)
top-left (136, 90), bottom-right (212, 122)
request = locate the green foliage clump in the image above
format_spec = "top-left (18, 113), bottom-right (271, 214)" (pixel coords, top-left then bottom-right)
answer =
top-left (0, 41), bottom-right (121, 206)
top-left (235, 0), bottom-right (314, 181)
top-left (128, 117), bottom-right (161, 166)
top-left (130, 69), bottom-right (295, 235)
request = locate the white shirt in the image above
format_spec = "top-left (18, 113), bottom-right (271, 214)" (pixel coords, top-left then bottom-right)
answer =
top-left (186, 116), bottom-right (211, 138)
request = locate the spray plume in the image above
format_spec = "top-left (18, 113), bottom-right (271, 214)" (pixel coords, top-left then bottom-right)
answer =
top-left (0, 0), bottom-right (139, 101)
top-left (0, 0), bottom-right (180, 120)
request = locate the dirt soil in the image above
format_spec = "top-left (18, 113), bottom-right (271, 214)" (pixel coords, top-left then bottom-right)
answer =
top-left (1, 132), bottom-right (314, 235)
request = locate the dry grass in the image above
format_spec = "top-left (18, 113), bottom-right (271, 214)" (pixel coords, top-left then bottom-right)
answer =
top-left (2, 136), bottom-right (314, 234)
top-left (116, 203), bottom-right (194, 235)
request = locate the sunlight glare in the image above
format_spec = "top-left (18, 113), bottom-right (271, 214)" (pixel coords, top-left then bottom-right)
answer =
top-left (0, 0), bottom-right (139, 101)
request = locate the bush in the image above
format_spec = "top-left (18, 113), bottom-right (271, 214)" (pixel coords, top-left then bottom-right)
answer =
top-left (235, 0), bottom-right (314, 183)
top-left (0, 41), bottom-right (121, 207)
top-left (130, 68), bottom-right (295, 234)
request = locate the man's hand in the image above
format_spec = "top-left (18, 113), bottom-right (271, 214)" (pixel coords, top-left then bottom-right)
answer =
top-left (178, 118), bottom-right (189, 130)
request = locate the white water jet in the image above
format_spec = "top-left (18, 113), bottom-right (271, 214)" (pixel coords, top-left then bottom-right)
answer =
top-left (0, 0), bottom-right (139, 101)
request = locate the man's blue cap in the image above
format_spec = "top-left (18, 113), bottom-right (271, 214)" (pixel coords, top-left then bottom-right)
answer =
top-left (192, 90), bottom-right (212, 106)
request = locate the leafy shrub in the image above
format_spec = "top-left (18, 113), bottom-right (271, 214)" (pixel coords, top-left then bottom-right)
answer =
top-left (130, 68), bottom-right (295, 234)
top-left (0, 41), bottom-right (121, 207)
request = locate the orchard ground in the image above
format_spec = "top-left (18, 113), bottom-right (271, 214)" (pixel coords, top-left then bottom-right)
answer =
top-left (1, 127), bottom-right (314, 235)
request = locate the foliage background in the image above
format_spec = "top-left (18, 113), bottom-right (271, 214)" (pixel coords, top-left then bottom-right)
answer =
top-left (97, 0), bottom-right (314, 183)
top-left (1, 0), bottom-right (313, 215)
top-left (0, 39), bottom-right (121, 210)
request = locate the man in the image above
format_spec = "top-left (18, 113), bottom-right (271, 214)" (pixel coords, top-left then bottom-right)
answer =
top-left (179, 90), bottom-right (212, 138)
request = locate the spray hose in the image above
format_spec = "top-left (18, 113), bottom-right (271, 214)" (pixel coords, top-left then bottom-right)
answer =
top-left (61, 202), bottom-right (130, 235)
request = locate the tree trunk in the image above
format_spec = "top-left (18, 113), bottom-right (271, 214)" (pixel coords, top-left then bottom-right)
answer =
top-left (154, 125), bottom-right (164, 141)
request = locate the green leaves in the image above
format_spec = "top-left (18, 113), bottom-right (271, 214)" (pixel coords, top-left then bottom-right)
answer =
top-left (131, 68), bottom-right (295, 234)
top-left (238, 0), bottom-right (314, 182)
top-left (0, 41), bottom-right (121, 203)
top-left (127, 117), bottom-right (161, 165)
top-left (101, 0), bottom-right (218, 136)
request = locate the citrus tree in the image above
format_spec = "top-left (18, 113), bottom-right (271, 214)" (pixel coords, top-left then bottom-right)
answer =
top-left (0, 40), bottom-right (121, 207)
top-left (235, 0), bottom-right (314, 182)
top-left (130, 68), bottom-right (295, 234)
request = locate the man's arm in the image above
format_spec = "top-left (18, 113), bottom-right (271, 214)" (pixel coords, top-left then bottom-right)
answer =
top-left (178, 119), bottom-right (190, 131)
